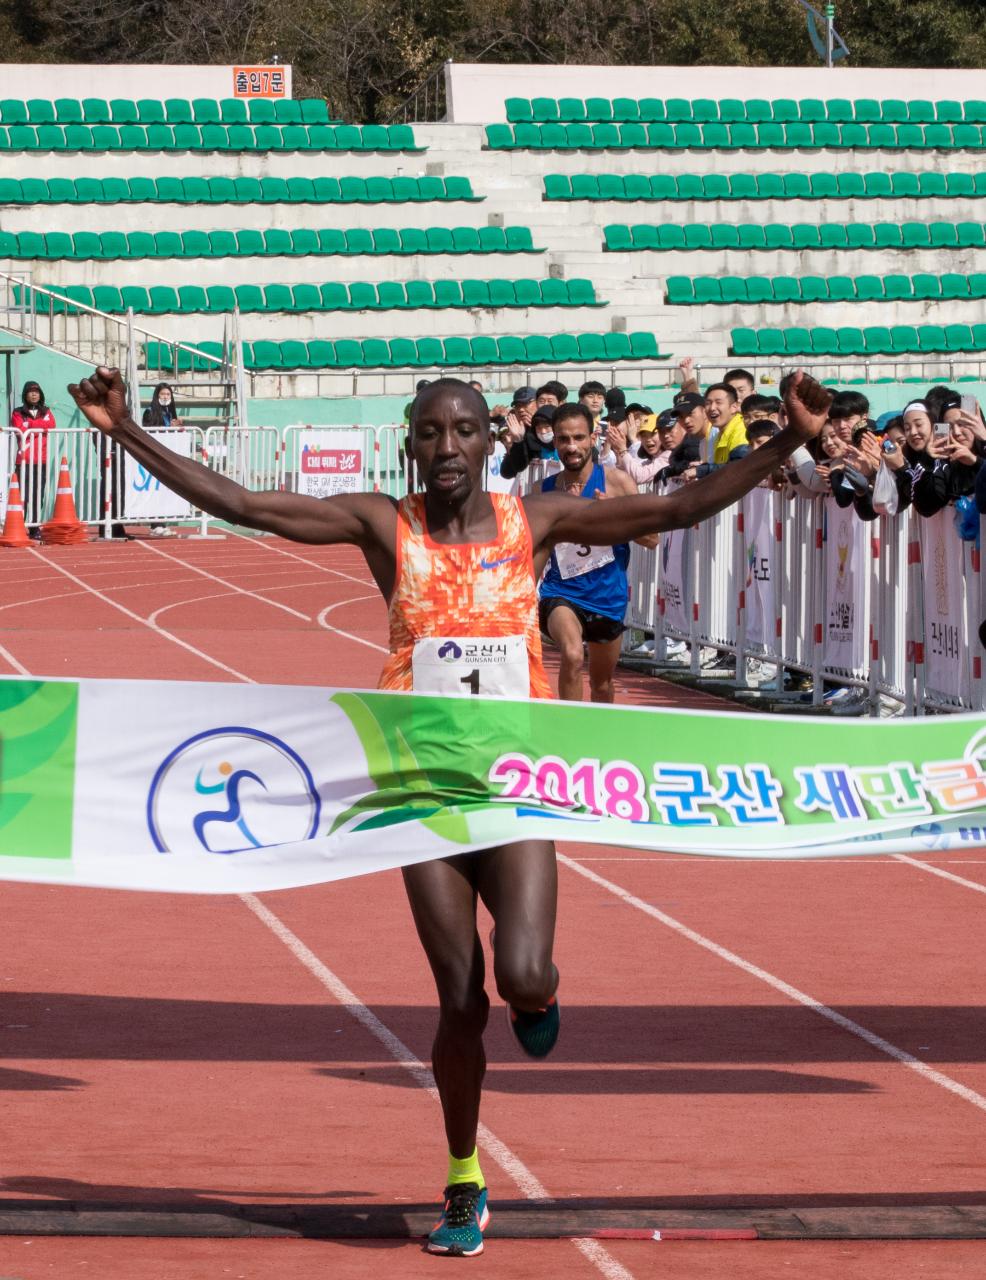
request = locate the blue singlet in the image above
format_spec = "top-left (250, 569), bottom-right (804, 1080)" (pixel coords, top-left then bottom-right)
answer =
top-left (540, 464), bottom-right (630, 622)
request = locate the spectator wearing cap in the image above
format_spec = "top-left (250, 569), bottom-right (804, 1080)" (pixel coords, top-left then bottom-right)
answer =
top-left (657, 405), bottom-right (704, 482)
top-left (608, 413), bottom-right (665, 484)
top-left (500, 385), bottom-right (537, 447)
top-left (500, 403), bottom-right (558, 480)
top-left (705, 383), bottom-right (747, 463)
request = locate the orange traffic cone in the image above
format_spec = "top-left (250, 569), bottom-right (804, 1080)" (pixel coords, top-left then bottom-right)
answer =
top-left (0, 473), bottom-right (32, 548)
top-left (40, 457), bottom-right (88, 546)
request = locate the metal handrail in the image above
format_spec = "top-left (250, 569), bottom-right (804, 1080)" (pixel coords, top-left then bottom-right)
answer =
top-left (385, 58), bottom-right (450, 126)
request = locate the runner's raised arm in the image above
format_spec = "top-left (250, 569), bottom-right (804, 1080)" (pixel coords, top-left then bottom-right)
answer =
top-left (525, 372), bottom-right (831, 551)
top-left (68, 366), bottom-right (396, 550)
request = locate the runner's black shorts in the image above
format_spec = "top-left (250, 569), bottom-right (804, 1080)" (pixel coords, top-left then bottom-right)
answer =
top-left (539, 596), bottom-right (625, 645)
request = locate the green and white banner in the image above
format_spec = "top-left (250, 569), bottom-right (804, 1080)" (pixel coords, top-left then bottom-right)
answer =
top-left (2, 675), bottom-right (986, 894)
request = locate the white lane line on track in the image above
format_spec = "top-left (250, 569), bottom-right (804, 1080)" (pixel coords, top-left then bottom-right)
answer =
top-left (140, 541), bottom-right (313, 622)
top-left (146, 582), bottom-right (333, 628)
top-left (894, 853), bottom-right (986, 896)
top-left (25, 549), bottom-right (255, 684)
top-left (8, 561), bottom-right (629, 1277)
top-left (228, 528), bottom-right (375, 589)
top-left (316, 596), bottom-right (388, 654)
top-left (0, 641), bottom-right (30, 675)
top-left (241, 893), bottom-right (634, 1280)
top-left (558, 852), bottom-right (986, 1118)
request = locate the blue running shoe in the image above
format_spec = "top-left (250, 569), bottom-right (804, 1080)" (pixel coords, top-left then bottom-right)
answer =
top-left (507, 995), bottom-right (560, 1059)
top-left (426, 1182), bottom-right (490, 1257)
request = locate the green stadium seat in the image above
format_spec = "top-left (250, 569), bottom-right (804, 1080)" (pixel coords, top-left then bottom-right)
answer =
top-left (405, 280), bottom-right (436, 307)
top-left (860, 171), bottom-right (891, 198)
top-left (577, 333), bottom-right (607, 361)
top-left (743, 99), bottom-right (772, 124)
top-left (720, 276), bottom-right (747, 304)
top-left (727, 123), bottom-right (757, 149)
top-left (346, 282), bottom-right (376, 310)
top-left (891, 325), bottom-right (921, 354)
top-left (731, 328), bottom-right (757, 357)
top-left (756, 122), bottom-right (785, 148)
top-left (288, 228), bottom-right (319, 256)
top-left (968, 273), bottom-right (986, 299)
top-left (200, 285), bottom-right (234, 312)
top-left (557, 97), bottom-right (586, 123)
top-left (944, 323), bottom-right (974, 351)
top-left (262, 284), bottom-right (292, 311)
top-left (733, 224), bottom-right (764, 250)
top-left (740, 276), bottom-right (769, 304)
top-left (752, 329), bottom-right (784, 356)
top-left (917, 324), bottom-right (946, 353)
top-left (100, 231), bottom-right (129, 259)
top-left (192, 98), bottom-right (220, 124)
top-left (546, 333), bottom-right (577, 362)
top-left (725, 173), bottom-right (757, 199)
top-left (771, 277), bottom-right (801, 304)
top-left (693, 278), bottom-right (722, 304)
top-left (874, 223), bottom-right (903, 249)
top-left (45, 177), bottom-right (76, 201)
top-left (846, 223), bottom-right (876, 249)
top-left (202, 230), bottom-right (234, 257)
top-left (940, 272), bottom-right (969, 299)
top-left (791, 223), bottom-right (820, 249)
top-left (781, 327), bottom-right (811, 356)
top-left (782, 122), bottom-right (812, 148)
top-left (462, 279), bottom-right (491, 307)
top-left (883, 274), bottom-right (912, 300)
top-left (272, 100), bottom-right (302, 125)
top-left (628, 332), bottom-right (659, 359)
top-left (827, 275), bottom-right (856, 302)
top-left (430, 280), bottom-right (460, 308)
top-left (179, 230), bottom-right (209, 257)
top-left (121, 230), bottom-right (152, 257)
top-left (666, 277), bottom-right (695, 305)
top-left (835, 326), bottom-right (865, 355)
top-left (531, 97), bottom-right (558, 123)
top-left (231, 285), bottom-right (263, 312)
top-left (777, 173), bottom-right (809, 199)
top-left (764, 224), bottom-right (793, 249)
top-left (604, 225), bottom-right (632, 251)
top-left (957, 222), bottom-right (986, 248)
top-left (16, 176), bottom-right (47, 201)
top-left (863, 326), bottom-right (893, 355)
top-left (838, 172), bottom-right (867, 199)
top-left (910, 273), bottom-right (940, 300)
top-left (506, 97), bottom-right (532, 123)
top-left (901, 221), bottom-right (931, 248)
top-left (683, 223), bottom-right (713, 250)
top-left (91, 286), bottom-right (123, 312)
top-left (372, 281), bottom-right (404, 309)
top-left (854, 275), bottom-right (883, 301)
top-left (929, 221), bottom-right (959, 248)
top-left (839, 123), bottom-right (867, 148)
top-left (146, 286), bottom-right (179, 314)
top-left (466, 335), bottom-right (496, 365)
top-left (808, 172), bottom-right (839, 199)
top-left (698, 123), bottom-right (728, 149)
top-left (318, 283), bottom-right (349, 310)
top-left (449, 227), bottom-right (479, 253)
top-left (951, 123), bottom-right (981, 148)
top-left (809, 327), bottom-right (838, 355)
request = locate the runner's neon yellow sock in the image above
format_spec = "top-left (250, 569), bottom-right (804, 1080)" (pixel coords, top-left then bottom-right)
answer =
top-left (447, 1148), bottom-right (485, 1190)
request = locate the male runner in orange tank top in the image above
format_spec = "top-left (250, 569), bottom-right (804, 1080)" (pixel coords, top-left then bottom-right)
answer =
top-left (70, 369), bottom-right (831, 1258)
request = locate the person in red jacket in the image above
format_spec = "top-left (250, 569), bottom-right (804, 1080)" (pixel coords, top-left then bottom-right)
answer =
top-left (10, 381), bottom-right (55, 537)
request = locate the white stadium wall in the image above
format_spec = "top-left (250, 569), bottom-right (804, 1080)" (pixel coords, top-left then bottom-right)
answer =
top-left (446, 62), bottom-right (986, 124)
top-left (0, 63), bottom-right (292, 101)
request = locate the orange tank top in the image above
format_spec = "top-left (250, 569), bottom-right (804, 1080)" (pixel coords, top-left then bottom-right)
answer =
top-left (377, 492), bottom-right (552, 699)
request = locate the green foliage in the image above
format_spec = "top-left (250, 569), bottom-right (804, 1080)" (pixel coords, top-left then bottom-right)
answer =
top-left (0, 0), bottom-right (983, 120)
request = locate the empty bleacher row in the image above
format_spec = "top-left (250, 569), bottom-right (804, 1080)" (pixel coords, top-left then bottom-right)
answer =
top-left (0, 175), bottom-right (479, 205)
top-left (505, 96), bottom-right (986, 125)
top-left (0, 97), bottom-right (338, 124)
top-left (488, 121), bottom-right (986, 151)
top-left (731, 324), bottom-right (986, 357)
top-left (149, 331), bottom-right (665, 371)
top-left (26, 278), bottom-right (603, 314)
top-left (667, 273), bottom-right (986, 305)
top-left (0, 226), bottom-right (540, 259)
top-left (604, 221), bottom-right (986, 251)
top-left (0, 122), bottom-right (420, 153)
top-left (544, 171), bottom-right (986, 202)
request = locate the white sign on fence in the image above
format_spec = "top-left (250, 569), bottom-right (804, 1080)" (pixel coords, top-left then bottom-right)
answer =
top-left (124, 430), bottom-right (193, 519)
top-left (294, 431), bottom-right (364, 498)
top-left (920, 508), bottom-right (965, 698)
top-left (660, 525), bottom-right (690, 634)
top-left (823, 497), bottom-right (867, 672)
top-left (743, 487), bottom-right (775, 650)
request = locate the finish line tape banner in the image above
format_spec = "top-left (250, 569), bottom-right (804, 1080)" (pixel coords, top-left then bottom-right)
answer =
top-left (3, 676), bottom-right (986, 894)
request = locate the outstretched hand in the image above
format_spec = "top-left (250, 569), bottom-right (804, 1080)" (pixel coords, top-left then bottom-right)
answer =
top-left (783, 371), bottom-right (833, 446)
top-left (68, 366), bottom-right (130, 436)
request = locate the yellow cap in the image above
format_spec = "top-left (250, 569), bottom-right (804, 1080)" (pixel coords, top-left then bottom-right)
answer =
top-left (637, 414), bottom-right (658, 434)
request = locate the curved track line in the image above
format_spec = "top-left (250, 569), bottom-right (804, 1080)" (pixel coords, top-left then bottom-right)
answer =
top-left (25, 548), bottom-right (255, 684)
top-left (242, 894), bottom-right (634, 1280)
top-left (316, 596), bottom-right (388, 655)
top-left (227, 529), bottom-right (375, 589)
top-left (140, 541), bottom-right (313, 622)
top-left (558, 852), bottom-right (986, 1118)
top-left (894, 853), bottom-right (986, 896)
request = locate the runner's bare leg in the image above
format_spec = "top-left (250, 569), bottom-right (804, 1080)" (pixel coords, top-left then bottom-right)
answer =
top-left (402, 840), bottom-right (558, 1157)
top-left (547, 606), bottom-right (586, 701)
top-left (587, 635), bottom-right (622, 703)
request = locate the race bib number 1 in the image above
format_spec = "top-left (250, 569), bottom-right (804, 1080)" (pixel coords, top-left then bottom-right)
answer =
top-left (555, 542), bottom-right (615, 580)
top-left (411, 635), bottom-right (530, 698)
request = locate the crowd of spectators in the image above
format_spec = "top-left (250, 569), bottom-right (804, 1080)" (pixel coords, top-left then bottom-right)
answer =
top-left (486, 361), bottom-right (986, 535)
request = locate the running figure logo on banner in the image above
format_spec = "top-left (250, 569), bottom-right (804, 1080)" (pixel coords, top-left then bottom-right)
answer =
top-left (124, 430), bottom-right (193, 519)
top-left (296, 432), bottom-right (364, 498)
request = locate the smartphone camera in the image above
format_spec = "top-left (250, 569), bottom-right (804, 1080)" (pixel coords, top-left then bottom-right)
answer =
top-left (881, 438), bottom-right (897, 453)
top-left (933, 422), bottom-right (950, 440)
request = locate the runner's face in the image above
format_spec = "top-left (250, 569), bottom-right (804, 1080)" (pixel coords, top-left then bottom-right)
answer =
top-left (554, 419), bottom-right (593, 472)
top-left (409, 388), bottom-right (492, 500)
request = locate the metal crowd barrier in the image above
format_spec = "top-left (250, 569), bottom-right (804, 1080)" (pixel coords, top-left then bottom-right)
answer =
top-left (622, 482), bottom-right (986, 716)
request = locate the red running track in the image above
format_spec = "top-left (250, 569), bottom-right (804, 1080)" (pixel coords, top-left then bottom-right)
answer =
top-left (1, 534), bottom-right (986, 1280)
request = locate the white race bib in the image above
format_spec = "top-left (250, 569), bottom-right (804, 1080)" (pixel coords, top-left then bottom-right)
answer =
top-left (411, 635), bottom-right (530, 699)
top-left (554, 542), bottom-right (616, 580)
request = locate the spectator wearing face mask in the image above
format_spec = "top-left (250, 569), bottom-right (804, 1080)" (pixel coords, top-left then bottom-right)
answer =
top-left (499, 403), bottom-right (558, 479)
top-left (142, 383), bottom-right (182, 428)
top-left (9, 380), bottom-right (55, 536)
top-left (705, 383), bottom-right (747, 463)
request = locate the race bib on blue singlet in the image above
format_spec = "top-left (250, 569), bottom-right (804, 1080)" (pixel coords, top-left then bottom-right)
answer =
top-left (411, 635), bottom-right (530, 698)
top-left (554, 541), bottom-right (616, 581)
